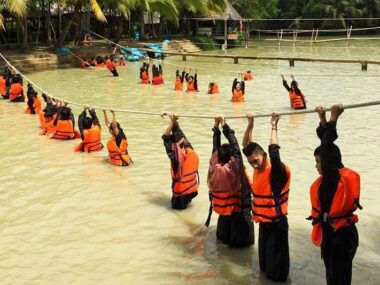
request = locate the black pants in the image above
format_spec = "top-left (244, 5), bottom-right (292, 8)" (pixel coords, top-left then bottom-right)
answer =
top-left (111, 69), bottom-right (119, 77)
top-left (322, 224), bottom-right (358, 285)
top-left (259, 219), bottom-right (289, 282)
top-left (11, 96), bottom-right (25, 102)
top-left (216, 211), bottom-right (254, 248)
top-left (171, 191), bottom-right (198, 210)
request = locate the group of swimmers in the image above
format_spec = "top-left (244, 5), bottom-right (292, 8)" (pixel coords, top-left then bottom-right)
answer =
top-left (1, 59), bottom-right (361, 284)
top-left (162, 107), bottom-right (360, 284)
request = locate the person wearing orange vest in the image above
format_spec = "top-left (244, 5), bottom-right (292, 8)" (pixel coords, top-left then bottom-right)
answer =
top-left (75, 107), bottom-right (104, 152)
top-left (81, 59), bottom-right (91, 69)
top-left (40, 110), bottom-right (57, 136)
top-left (282, 75), bottom-right (306, 109)
top-left (103, 109), bottom-right (132, 166)
top-left (308, 104), bottom-right (361, 285)
top-left (162, 114), bottom-right (199, 209)
top-left (243, 71), bottom-right (253, 81)
top-left (174, 67), bottom-right (186, 91)
top-left (105, 56), bottom-right (119, 77)
top-left (0, 74), bottom-right (7, 98)
top-left (9, 75), bottom-right (25, 102)
top-left (242, 112), bottom-right (291, 282)
top-left (207, 82), bottom-right (219, 94)
top-left (25, 83), bottom-right (41, 114)
top-left (140, 58), bottom-right (150, 84)
top-left (152, 60), bottom-right (164, 85)
top-left (185, 68), bottom-right (198, 92)
top-left (52, 102), bottom-right (80, 140)
top-left (119, 56), bottom-right (126, 66)
top-left (231, 77), bottom-right (245, 102)
top-left (205, 115), bottom-right (254, 248)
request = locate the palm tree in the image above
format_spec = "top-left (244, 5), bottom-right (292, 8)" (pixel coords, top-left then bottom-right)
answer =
top-left (358, 0), bottom-right (380, 27)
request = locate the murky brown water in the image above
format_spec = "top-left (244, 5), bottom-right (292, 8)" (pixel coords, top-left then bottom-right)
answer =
top-left (1, 42), bottom-right (380, 284)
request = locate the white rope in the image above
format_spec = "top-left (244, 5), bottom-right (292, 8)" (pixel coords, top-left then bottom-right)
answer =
top-left (1, 52), bottom-right (380, 120)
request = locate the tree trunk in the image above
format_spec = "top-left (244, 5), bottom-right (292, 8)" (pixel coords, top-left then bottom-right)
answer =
top-left (115, 16), bottom-right (125, 43)
top-left (140, 11), bottom-right (145, 39)
top-left (46, 1), bottom-right (52, 45)
top-left (58, 0), bottom-right (62, 38)
top-left (22, 18), bottom-right (28, 49)
top-left (56, 4), bottom-right (80, 48)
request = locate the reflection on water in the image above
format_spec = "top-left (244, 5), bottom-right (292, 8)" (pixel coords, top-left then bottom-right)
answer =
top-left (0, 42), bottom-right (380, 284)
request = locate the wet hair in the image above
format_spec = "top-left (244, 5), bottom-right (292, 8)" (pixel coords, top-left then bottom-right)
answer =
top-left (314, 144), bottom-right (344, 168)
top-left (44, 110), bottom-right (54, 119)
top-left (243, 142), bottom-right (265, 157)
top-left (82, 117), bottom-right (93, 129)
top-left (12, 75), bottom-right (20, 84)
top-left (188, 76), bottom-right (194, 81)
top-left (290, 81), bottom-right (298, 89)
top-left (247, 70), bottom-right (251, 73)
top-left (105, 56), bottom-right (109, 60)
top-left (60, 107), bottom-right (71, 120)
top-left (209, 82), bottom-right (215, 87)
top-left (218, 143), bottom-right (233, 164)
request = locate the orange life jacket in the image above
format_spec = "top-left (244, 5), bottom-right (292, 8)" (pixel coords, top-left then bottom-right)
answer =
top-left (187, 81), bottom-right (196, 92)
top-left (9, 83), bottom-right (24, 102)
top-left (75, 125), bottom-right (103, 152)
top-left (52, 120), bottom-right (77, 140)
top-left (25, 96), bottom-right (41, 114)
top-left (141, 71), bottom-right (150, 84)
top-left (244, 73), bottom-right (253, 81)
top-left (208, 83), bottom-right (219, 94)
top-left (309, 167), bottom-right (361, 247)
top-left (252, 163), bottom-right (291, 223)
top-left (152, 75), bottom-right (164, 85)
top-left (171, 147), bottom-right (199, 197)
top-left (231, 89), bottom-right (244, 102)
top-left (81, 61), bottom-right (89, 68)
top-left (0, 78), bottom-right (6, 96)
top-left (41, 120), bottom-right (56, 135)
top-left (38, 110), bottom-right (46, 128)
top-left (107, 137), bottom-right (131, 166)
top-left (289, 91), bottom-right (306, 109)
top-left (92, 60), bottom-right (98, 67)
top-left (175, 79), bottom-right (183, 91)
top-left (105, 59), bottom-right (115, 72)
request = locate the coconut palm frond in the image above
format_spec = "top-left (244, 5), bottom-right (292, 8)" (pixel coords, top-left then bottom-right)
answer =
top-left (118, 3), bottom-right (130, 19)
top-left (0, 14), bottom-right (4, 30)
top-left (89, 0), bottom-right (107, 23)
top-left (6, 0), bottom-right (28, 18)
top-left (148, 0), bottom-right (178, 23)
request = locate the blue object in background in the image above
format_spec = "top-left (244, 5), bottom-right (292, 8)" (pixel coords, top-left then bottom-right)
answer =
top-left (56, 47), bottom-right (70, 55)
top-left (133, 31), bottom-right (140, 41)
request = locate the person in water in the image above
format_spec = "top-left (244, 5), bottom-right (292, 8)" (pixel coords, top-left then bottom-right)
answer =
top-left (9, 74), bottom-right (25, 102)
top-left (152, 60), bottom-right (164, 85)
top-left (105, 56), bottom-right (119, 77)
top-left (162, 114), bottom-right (199, 210)
top-left (242, 112), bottom-right (291, 282)
top-left (231, 76), bottom-right (245, 102)
top-left (244, 71), bottom-right (253, 81)
top-left (81, 58), bottom-right (91, 69)
top-left (308, 104), bottom-right (361, 285)
top-left (103, 109), bottom-right (132, 166)
top-left (185, 68), bottom-right (198, 92)
top-left (174, 66), bottom-right (186, 91)
top-left (75, 106), bottom-right (104, 152)
top-left (51, 101), bottom-right (80, 140)
top-left (205, 114), bottom-right (254, 248)
top-left (140, 57), bottom-right (150, 84)
top-left (281, 74), bottom-right (306, 109)
top-left (119, 56), bottom-right (126, 66)
top-left (207, 82), bottom-right (219, 94)
top-left (0, 73), bottom-right (7, 98)
top-left (25, 83), bottom-right (41, 114)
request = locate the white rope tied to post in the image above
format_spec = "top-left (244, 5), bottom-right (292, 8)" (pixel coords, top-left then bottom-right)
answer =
top-left (1, 52), bottom-right (380, 119)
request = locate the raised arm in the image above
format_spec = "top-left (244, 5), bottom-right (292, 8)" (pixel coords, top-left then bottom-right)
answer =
top-left (89, 108), bottom-right (100, 127)
top-left (212, 116), bottom-right (222, 153)
top-left (282, 75), bottom-right (291, 92)
top-left (232, 78), bottom-right (238, 93)
top-left (241, 80), bottom-right (245, 94)
top-left (103, 109), bottom-right (110, 127)
top-left (221, 116), bottom-right (243, 166)
top-left (242, 113), bottom-right (254, 148)
top-left (78, 108), bottom-right (87, 140)
top-left (110, 110), bottom-right (119, 136)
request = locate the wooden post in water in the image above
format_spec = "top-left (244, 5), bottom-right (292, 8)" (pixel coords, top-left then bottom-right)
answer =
top-left (310, 29), bottom-right (315, 47)
top-left (182, 54), bottom-right (187, 61)
top-left (234, 57), bottom-right (238, 64)
top-left (314, 29), bottom-right (319, 46)
top-left (289, 59), bottom-right (295, 67)
top-left (346, 26), bottom-right (353, 46)
top-left (361, 61), bottom-right (368, 71)
top-left (224, 18), bottom-right (228, 53)
top-left (278, 29), bottom-right (283, 47)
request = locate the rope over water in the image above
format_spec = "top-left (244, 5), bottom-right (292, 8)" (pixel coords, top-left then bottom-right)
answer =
top-left (1, 52), bottom-right (380, 119)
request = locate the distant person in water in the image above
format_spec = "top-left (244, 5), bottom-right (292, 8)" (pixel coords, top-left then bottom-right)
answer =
top-left (174, 66), bottom-right (186, 91)
top-left (25, 83), bottom-right (41, 114)
top-left (152, 60), bottom-right (164, 85)
top-left (281, 75), bottom-right (306, 109)
top-left (103, 110), bottom-right (132, 166)
top-left (119, 56), bottom-right (126, 66)
top-left (244, 71), bottom-right (253, 81)
top-left (185, 68), bottom-right (198, 92)
top-left (105, 56), bottom-right (119, 77)
top-left (231, 76), bottom-right (245, 102)
top-left (207, 82), bottom-right (219, 94)
top-left (162, 114), bottom-right (199, 209)
top-left (140, 57), bottom-right (150, 84)
top-left (81, 58), bottom-right (91, 69)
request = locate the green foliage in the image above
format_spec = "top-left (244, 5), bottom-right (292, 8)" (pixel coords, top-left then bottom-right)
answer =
top-left (230, 0), bottom-right (280, 19)
top-left (191, 36), bottom-right (219, 50)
